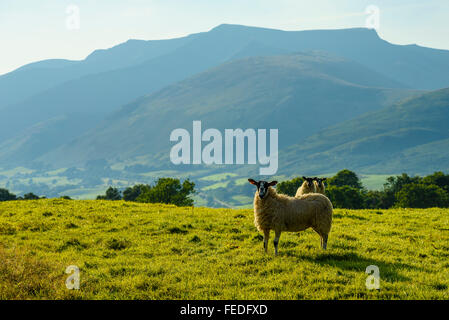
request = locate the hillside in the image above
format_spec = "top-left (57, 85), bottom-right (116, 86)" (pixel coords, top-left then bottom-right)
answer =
top-left (282, 87), bottom-right (449, 174)
top-left (1, 200), bottom-right (448, 299)
top-left (0, 37), bottom-right (192, 110)
top-left (34, 53), bottom-right (417, 168)
top-left (2, 24), bottom-right (449, 168)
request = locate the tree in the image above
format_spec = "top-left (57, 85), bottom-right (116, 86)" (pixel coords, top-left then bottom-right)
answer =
top-left (395, 184), bottom-right (449, 208)
top-left (23, 193), bottom-right (40, 200)
top-left (363, 190), bottom-right (391, 209)
top-left (326, 185), bottom-right (364, 209)
top-left (0, 188), bottom-right (16, 201)
top-left (384, 173), bottom-right (422, 195)
top-left (97, 187), bottom-right (122, 200)
top-left (123, 184), bottom-right (150, 202)
top-left (382, 173), bottom-right (423, 208)
top-left (105, 187), bottom-right (122, 200)
top-left (422, 171), bottom-right (449, 193)
top-left (328, 169), bottom-right (362, 189)
top-left (276, 177), bottom-right (304, 197)
top-left (136, 178), bottom-right (195, 206)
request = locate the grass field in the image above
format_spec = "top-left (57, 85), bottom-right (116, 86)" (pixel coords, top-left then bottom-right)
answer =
top-left (1, 199), bottom-right (449, 300)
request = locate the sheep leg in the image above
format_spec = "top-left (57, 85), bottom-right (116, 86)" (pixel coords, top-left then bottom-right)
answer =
top-left (263, 229), bottom-right (270, 253)
top-left (321, 234), bottom-right (328, 250)
top-left (273, 230), bottom-right (281, 256)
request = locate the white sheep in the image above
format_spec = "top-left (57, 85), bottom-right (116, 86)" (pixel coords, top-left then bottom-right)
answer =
top-left (313, 177), bottom-right (327, 195)
top-left (295, 176), bottom-right (316, 197)
top-left (249, 179), bottom-right (333, 255)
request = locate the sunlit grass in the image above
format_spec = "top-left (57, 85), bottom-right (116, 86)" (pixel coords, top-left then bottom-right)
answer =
top-left (1, 200), bottom-right (448, 299)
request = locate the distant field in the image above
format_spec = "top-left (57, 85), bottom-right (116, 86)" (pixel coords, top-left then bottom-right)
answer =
top-left (359, 174), bottom-right (393, 191)
top-left (200, 173), bottom-right (238, 182)
top-left (1, 200), bottom-right (449, 299)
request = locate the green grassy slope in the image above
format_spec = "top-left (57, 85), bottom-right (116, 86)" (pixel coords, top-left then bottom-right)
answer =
top-left (282, 87), bottom-right (449, 175)
top-left (1, 200), bottom-right (448, 299)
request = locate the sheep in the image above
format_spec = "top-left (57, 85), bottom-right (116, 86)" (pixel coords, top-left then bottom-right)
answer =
top-left (248, 179), bottom-right (333, 255)
top-left (295, 176), bottom-right (316, 197)
top-left (313, 177), bottom-right (327, 195)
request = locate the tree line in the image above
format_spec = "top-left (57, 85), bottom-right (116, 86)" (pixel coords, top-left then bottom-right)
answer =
top-left (1, 177), bottom-right (195, 206)
top-left (0, 189), bottom-right (45, 201)
top-left (276, 169), bottom-right (449, 209)
top-left (96, 177), bottom-right (196, 207)
top-left (3, 171), bottom-right (449, 209)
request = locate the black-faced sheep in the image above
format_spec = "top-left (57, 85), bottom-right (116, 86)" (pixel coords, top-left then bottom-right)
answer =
top-left (313, 177), bottom-right (327, 195)
top-left (248, 179), bottom-right (333, 255)
top-left (295, 176), bottom-right (316, 197)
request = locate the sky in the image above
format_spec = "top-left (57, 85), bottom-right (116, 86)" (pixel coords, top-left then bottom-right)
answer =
top-left (1, 0), bottom-right (448, 75)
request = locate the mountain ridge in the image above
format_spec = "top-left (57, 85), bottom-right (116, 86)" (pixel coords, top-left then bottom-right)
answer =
top-left (33, 53), bottom-right (420, 169)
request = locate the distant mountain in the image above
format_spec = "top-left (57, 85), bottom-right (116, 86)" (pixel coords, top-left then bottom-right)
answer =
top-left (281, 87), bottom-right (449, 174)
top-left (34, 53), bottom-right (418, 168)
top-left (0, 37), bottom-right (192, 109)
top-left (201, 24), bottom-right (449, 90)
top-left (2, 23), bottom-right (449, 170)
top-left (0, 114), bottom-right (99, 164)
top-left (3, 24), bottom-right (449, 137)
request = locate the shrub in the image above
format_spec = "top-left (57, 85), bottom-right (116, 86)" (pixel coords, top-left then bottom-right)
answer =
top-left (326, 185), bottom-right (364, 209)
top-left (328, 169), bottom-right (362, 189)
top-left (23, 193), bottom-right (40, 200)
top-left (422, 171), bottom-right (449, 193)
top-left (363, 190), bottom-right (392, 209)
top-left (276, 177), bottom-right (304, 196)
top-left (97, 187), bottom-right (122, 200)
top-left (136, 178), bottom-right (195, 207)
top-left (395, 184), bottom-right (449, 208)
top-left (0, 188), bottom-right (16, 201)
top-left (123, 184), bottom-right (150, 202)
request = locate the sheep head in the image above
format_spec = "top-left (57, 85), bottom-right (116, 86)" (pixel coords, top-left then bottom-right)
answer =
top-left (302, 176), bottom-right (315, 188)
top-left (314, 177), bottom-right (327, 188)
top-left (248, 179), bottom-right (277, 199)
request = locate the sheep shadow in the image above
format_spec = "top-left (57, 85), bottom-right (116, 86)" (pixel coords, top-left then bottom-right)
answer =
top-left (291, 251), bottom-right (417, 283)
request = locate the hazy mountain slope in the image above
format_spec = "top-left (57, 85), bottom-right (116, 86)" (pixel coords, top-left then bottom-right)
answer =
top-left (228, 41), bottom-right (292, 60)
top-left (364, 137), bottom-right (449, 174)
top-left (281, 87), bottom-right (449, 174)
top-left (0, 114), bottom-right (102, 165)
top-left (4, 24), bottom-right (445, 112)
top-left (0, 26), bottom-right (281, 142)
top-left (0, 37), bottom-right (192, 109)
top-left (3, 24), bottom-right (449, 169)
top-left (206, 24), bottom-right (449, 90)
top-left (4, 24), bottom-right (447, 142)
top-left (3, 23), bottom-right (449, 121)
top-left (36, 53), bottom-right (418, 168)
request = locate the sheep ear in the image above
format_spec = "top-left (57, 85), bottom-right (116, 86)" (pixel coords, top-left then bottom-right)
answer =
top-left (268, 181), bottom-right (278, 186)
top-left (248, 179), bottom-right (257, 185)
top-left (322, 178), bottom-right (327, 181)
top-left (302, 176), bottom-right (307, 180)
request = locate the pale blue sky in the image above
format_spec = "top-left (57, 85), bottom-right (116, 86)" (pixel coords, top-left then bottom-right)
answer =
top-left (0, 0), bottom-right (448, 75)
